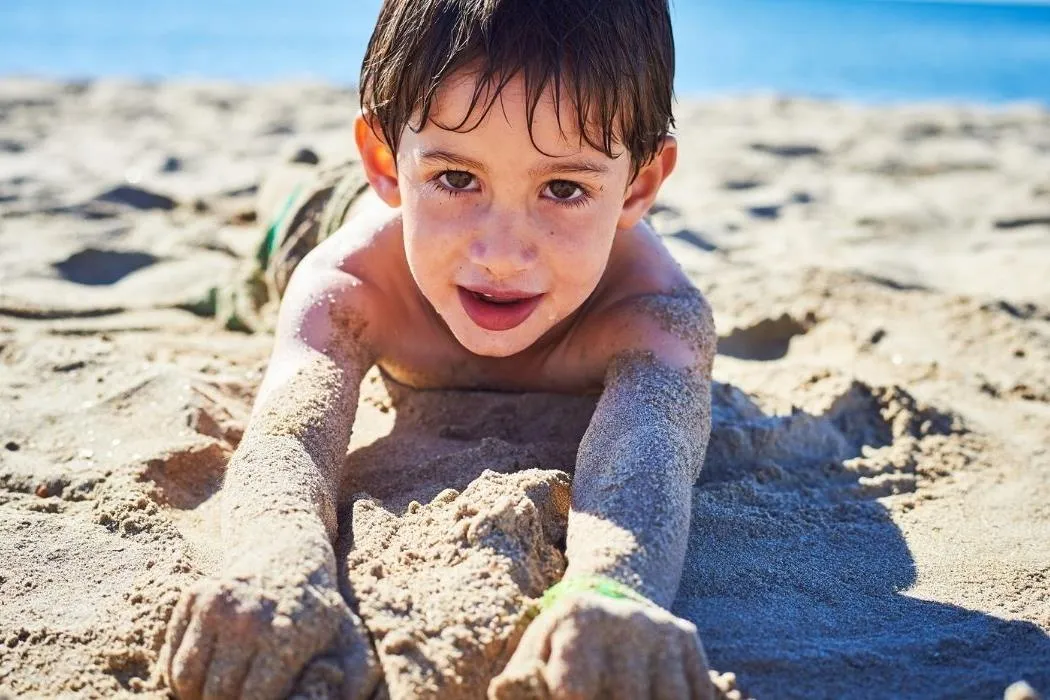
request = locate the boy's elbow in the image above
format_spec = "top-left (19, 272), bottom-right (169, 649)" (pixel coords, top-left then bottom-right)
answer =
top-left (687, 290), bottom-right (717, 375)
top-left (641, 288), bottom-right (717, 377)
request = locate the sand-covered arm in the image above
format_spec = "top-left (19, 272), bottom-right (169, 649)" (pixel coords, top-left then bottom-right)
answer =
top-left (222, 266), bottom-right (374, 571)
top-left (491, 289), bottom-right (716, 700)
top-left (160, 262), bottom-right (381, 700)
top-left (563, 344), bottom-right (711, 607)
top-left (563, 288), bottom-right (714, 607)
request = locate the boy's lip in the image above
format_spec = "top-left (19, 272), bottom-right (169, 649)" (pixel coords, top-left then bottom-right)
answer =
top-left (457, 285), bottom-right (544, 331)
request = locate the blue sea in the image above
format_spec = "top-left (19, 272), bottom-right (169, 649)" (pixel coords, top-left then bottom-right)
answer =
top-left (1, 0), bottom-right (1049, 104)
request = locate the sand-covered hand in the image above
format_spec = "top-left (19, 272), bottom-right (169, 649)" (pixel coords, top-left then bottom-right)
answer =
top-left (488, 593), bottom-right (714, 700)
top-left (159, 553), bottom-right (374, 700)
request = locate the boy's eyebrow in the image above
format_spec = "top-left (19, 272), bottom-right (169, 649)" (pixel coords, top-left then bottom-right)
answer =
top-left (419, 149), bottom-right (487, 172)
top-left (529, 160), bottom-right (610, 178)
top-left (419, 149), bottom-right (609, 178)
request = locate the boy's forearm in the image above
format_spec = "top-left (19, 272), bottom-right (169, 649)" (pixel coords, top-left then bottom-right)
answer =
top-left (222, 435), bottom-right (340, 553)
top-left (564, 428), bottom-right (694, 608)
top-left (221, 354), bottom-right (360, 561)
top-left (564, 354), bottom-right (711, 608)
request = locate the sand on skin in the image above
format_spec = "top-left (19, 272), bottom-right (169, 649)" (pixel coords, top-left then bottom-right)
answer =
top-left (0, 79), bottom-right (1048, 698)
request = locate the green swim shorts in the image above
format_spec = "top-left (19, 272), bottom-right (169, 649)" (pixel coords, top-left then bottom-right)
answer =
top-left (195, 158), bottom-right (369, 333)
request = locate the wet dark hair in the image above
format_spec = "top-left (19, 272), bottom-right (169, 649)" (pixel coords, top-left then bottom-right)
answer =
top-left (359, 0), bottom-right (675, 178)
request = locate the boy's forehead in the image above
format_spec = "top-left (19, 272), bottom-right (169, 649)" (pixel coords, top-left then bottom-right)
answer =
top-left (411, 69), bottom-right (624, 164)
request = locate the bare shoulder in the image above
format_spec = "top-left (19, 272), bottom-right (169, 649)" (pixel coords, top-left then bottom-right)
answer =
top-left (269, 205), bottom-right (404, 368)
top-left (252, 213), bottom-right (406, 412)
top-left (576, 223), bottom-right (716, 375)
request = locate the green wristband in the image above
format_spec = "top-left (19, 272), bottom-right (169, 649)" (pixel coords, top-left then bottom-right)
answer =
top-left (538, 576), bottom-right (654, 612)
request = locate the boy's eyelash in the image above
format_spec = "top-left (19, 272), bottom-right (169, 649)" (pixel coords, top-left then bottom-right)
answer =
top-left (429, 172), bottom-right (591, 209)
top-left (549, 182), bottom-right (592, 208)
top-left (431, 181), bottom-right (465, 196)
top-left (430, 171), bottom-right (474, 198)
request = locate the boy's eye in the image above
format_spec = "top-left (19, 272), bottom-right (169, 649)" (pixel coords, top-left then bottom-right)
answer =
top-left (545, 180), bottom-right (584, 201)
top-left (439, 170), bottom-right (476, 191)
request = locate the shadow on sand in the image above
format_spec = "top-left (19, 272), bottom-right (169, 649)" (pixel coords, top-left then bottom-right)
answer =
top-left (675, 381), bottom-right (1050, 699)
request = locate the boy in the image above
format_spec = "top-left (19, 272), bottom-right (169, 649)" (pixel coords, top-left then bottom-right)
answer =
top-left (160, 0), bottom-right (717, 697)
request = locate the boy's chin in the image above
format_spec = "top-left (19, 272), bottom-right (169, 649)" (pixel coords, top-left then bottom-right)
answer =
top-left (451, 323), bottom-right (541, 359)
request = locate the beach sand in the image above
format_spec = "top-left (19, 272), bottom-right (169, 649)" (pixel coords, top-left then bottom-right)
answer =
top-left (0, 79), bottom-right (1047, 698)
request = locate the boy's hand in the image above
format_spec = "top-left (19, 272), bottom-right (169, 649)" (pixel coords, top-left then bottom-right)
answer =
top-left (159, 548), bottom-right (379, 700)
top-left (489, 593), bottom-right (714, 700)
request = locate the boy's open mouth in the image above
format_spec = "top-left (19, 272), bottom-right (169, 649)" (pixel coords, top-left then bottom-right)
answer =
top-left (457, 286), bottom-right (544, 332)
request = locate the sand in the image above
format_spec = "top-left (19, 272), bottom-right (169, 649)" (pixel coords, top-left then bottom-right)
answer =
top-left (0, 79), bottom-right (1048, 698)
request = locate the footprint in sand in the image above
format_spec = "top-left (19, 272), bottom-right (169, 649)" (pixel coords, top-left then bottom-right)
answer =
top-left (53, 248), bottom-right (159, 286)
top-left (716, 312), bottom-right (816, 361)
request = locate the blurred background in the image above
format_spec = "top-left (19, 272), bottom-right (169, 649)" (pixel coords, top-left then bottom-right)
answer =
top-left (2, 0), bottom-right (1050, 104)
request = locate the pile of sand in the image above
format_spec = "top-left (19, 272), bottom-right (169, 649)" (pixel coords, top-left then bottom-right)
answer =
top-left (1, 80), bottom-right (1048, 698)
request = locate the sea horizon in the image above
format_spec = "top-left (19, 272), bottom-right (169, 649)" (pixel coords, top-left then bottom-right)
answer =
top-left (2, 0), bottom-right (1049, 105)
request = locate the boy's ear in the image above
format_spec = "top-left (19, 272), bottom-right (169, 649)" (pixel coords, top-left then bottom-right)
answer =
top-left (354, 112), bottom-right (401, 207)
top-left (617, 135), bottom-right (678, 230)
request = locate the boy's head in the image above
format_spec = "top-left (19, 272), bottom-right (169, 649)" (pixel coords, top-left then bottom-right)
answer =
top-left (355, 0), bottom-right (678, 358)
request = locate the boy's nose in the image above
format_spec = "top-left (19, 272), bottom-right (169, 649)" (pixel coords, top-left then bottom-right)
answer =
top-left (468, 232), bottom-right (538, 277)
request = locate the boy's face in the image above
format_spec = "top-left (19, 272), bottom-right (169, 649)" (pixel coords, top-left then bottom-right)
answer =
top-left (392, 73), bottom-right (636, 358)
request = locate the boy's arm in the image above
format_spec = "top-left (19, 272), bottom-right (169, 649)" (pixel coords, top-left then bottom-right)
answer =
top-left (492, 289), bottom-right (716, 700)
top-left (224, 263), bottom-right (373, 562)
top-left (564, 339), bottom-right (710, 607)
top-left (160, 259), bottom-right (381, 700)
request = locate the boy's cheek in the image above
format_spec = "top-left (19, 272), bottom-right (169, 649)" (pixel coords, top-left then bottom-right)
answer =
top-left (404, 197), bottom-right (473, 237)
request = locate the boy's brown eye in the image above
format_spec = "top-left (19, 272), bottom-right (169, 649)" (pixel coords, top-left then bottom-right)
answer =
top-left (442, 171), bottom-right (474, 190)
top-left (548, 180), bottom-right (581, 200)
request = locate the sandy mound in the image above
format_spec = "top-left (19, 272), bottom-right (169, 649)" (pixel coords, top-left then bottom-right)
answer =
top-left (346, 468), bottom-right (570, 699)
top-left (1, 80), bottom-right (1048, 698)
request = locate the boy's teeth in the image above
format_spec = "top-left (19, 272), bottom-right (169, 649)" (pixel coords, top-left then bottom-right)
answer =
top-left (475, 291), bottom-right (516, 304)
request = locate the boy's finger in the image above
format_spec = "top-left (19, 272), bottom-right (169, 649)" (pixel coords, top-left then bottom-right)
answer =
top-left (240, 650), bottom-right (297, 700)
top-left (332, 612), bottom-right (383, 700)
top-left (651, 640), bottom-right (689, 700)
top-left (604, 632), bottom-right (650, 700)
top-left (340, 638), bottom-right (383, 700)
top-left (489, 626), bottom-right (553, 700)
top-left (682, 636), bottom-right (714, 700)
top-left (488, 660), bottom-right (550, 700)
top-left (507, 612), bottom-right (555, 666)
top-left (169, 610), bottom-right (217, 700)
top-left (160, 591), bottom-right (197, 684)
top-left (543, 622), bottom-right (603, 700)
top-left (199, 642), bottom-right (255, 700)
top-left (657, 667), bottom-right (692, 700)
